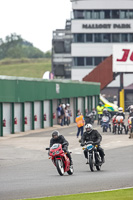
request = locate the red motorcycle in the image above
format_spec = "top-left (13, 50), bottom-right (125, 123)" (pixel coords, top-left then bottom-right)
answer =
top-left (116, 116), bottom-right (126, 134)
top-left (46, 143), bottom-right (74, 176)
top-left (127, 117), bottom-right (133, 138)
top-left (112, 115), bottom-right (117, 134)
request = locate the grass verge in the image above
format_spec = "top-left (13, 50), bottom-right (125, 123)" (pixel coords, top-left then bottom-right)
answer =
top-left (0, 58), bottom-right (51, 78)
top-left (19, 188), bottom-right (133, 200)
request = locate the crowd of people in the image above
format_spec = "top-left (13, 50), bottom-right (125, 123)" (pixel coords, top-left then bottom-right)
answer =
top-left (57, 103), bottom-right (72, 126)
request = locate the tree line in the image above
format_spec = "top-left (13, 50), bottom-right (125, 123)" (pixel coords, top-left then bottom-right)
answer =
top-left (0, 33), bottom-right (51, 59)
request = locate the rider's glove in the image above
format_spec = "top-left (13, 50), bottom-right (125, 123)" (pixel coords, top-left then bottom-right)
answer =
top-left (81, 143), bottom-right (85, 147)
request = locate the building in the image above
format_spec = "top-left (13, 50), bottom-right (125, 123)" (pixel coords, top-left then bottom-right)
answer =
top-left (52, 0), bottom-right (133, 87)
top-left (52, 20), bottom-right (73, 79)
top-left (0, 76), bottom-right (100, 136)
top-left (71, 0), bottom-right (133, 87)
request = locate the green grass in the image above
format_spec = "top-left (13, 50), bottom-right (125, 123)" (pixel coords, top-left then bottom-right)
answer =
top-left (0, 58), bottom-right (51, 78)
top-left (19, 188), bottom-right (133, 200)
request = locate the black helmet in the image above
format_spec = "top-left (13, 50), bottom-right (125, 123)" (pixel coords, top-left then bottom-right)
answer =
top-left (99, 102), bottom-right (102, 106)
top-left (52, 130), bottom-right (59, 138)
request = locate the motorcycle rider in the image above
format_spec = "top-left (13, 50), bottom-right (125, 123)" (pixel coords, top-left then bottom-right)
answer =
top-left (128, 105), bottom-right (133, 117)
top-left (116, 107), bottom-right (127, 134)
top-left (81, 124), bottom-right (105, 164)
top-left (116, 107), bottom-right (125, 119)
top-left (103, 108), bottom-right (111, 119)
top-left (49, 130), bottom-right (73, 165)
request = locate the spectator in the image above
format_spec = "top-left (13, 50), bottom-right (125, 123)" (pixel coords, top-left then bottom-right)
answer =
top-left (65, 103), bottom-right (71, 126)
top-left (75, 111), bottom-right (85, 138)
top-left (57, 104), bottom-right (62, 125)
top-left (61, 104), bottom-right (65, 126)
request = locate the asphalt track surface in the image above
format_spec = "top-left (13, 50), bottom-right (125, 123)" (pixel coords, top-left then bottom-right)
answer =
top-left (0, 124), bottom-right (133, 200)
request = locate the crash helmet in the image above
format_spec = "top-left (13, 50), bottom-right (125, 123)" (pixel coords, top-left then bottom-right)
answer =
top-left (52, 130), bottom-right (59, 138)
top-left (130, 105), bottom-right (133, 112)
top-left (98, 102), bottom-right (102, 106)
top-left (103, 108), bottom-right (108, 114)
top-left (118, 107), bottom-right (123, 113)
top-left (62, 104), bottom-right (66, 108)
top-left (85, 123), bottom-right (93, 133)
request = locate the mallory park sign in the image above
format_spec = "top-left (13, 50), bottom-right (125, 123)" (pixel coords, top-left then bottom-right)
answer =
top-left (82, 23), bottom-right (131, 29)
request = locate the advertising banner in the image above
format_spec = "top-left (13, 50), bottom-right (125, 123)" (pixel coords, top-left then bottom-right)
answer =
top-left (113, 44), bottom-right (133, 72)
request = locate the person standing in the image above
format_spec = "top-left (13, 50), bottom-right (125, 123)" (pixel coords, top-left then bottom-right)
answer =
top-left (75, 112), bottom-right (85, 138)
top-left (57, 104), bottom-right (62, 125)
top-left (96, 102), bottom-right (104, 125)
top-left (61, 104), bottom-right (65, 126)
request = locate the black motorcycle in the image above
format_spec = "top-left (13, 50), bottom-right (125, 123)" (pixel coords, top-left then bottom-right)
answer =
top-left (82, 142), bottom-right (102, 171)
top-left (85, 111), bottom-right (95, 125)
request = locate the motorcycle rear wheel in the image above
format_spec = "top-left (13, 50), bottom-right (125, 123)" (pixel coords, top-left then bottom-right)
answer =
top-left (89, 155), bottom-right (95, 171)
top-left (55, 159), bottom-right (64, 176)
top-left (67, 165), bottom-right (74, 175)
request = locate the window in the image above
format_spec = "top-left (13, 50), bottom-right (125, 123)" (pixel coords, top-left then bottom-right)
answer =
top-left (121, 34), bottom-right (128, 42)
top-left (86, 34), bottom-right (93, 42)
top-left (120, 10), bottom-right (128, 19)
top-left (77, 57), bottom-right (84, 66)
top-left (112, 34), bottom-right (120, 42)
top-left (73, 34), bottom-right (77, 43)
top-left (104, 10), bottom-right (111, 19)
top-left (86, 57), bottom-right (93, 65)
top-left (74, 10), bottom-right (85, 19)
top-left (103, 34), bottom-right (111, 42)
top-left (94, 34), bottom-right (102, 42)
top-left (112, 10), bottom-right (119, 19)
top-left (129, 10), bottom-right (133, 19)
top-left (93, 10), bottom-right (100, 19)
top-left (94, 57), bottom-right (102, 66)
top-left (77, 34), bottom-right (84, 42)
top-left (86, 10), bottom-right (92, 19)
top-left (129, 34), bottom-right (133, 42)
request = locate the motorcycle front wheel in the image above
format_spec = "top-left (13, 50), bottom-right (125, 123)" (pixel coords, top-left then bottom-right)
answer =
top-left (89, 154), bottom-right (95, 171)
top-left (55, 159), bottom-right (64, 176)
top-left (67, 165), bottom-right (74, 175)
top-left (95, 153), bottom-right (101, 171)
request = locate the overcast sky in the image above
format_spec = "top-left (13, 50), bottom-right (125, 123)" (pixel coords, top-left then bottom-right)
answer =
top-left (0, 0), bottom-right (72, 52)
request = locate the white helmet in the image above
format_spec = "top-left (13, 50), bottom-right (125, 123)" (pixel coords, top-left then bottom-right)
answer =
top-left (118, 107), bottom-right (123, 113)
top-left (62, 104), bottom-right (65, 108)
top-left (66, 103), bottom-right (70, 107)
top-left (85, 123), bottom-right (93, 133)
top-left (130, 105), bottom-right (133, 112)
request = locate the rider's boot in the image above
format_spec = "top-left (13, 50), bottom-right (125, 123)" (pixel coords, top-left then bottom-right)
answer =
top-left (101, 156), bottom-right (105, 163)
top-left (70, 159), bottom-right (73, 166)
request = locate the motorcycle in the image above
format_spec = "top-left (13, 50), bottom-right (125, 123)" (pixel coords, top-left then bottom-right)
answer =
top-left (127, 117), bottom-right (133, 138)
top-left (85, 112), bottom-right (95, 125)
top-left (101, 115), bottom-right (111, 132)
top-left (46, 143), bottom-right (74, 176)
top-left (112, 115), bottom-right (117, 134)
top-left (116, 116), bottom-right (126, 134)
top-left (82, 142), bottom-right (102, 172)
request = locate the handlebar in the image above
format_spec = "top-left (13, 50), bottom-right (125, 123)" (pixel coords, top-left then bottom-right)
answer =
top-left (81, 141), bottom-right (94, 146)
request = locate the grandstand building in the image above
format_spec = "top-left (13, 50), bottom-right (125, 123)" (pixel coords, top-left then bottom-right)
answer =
top-left (52, 0), bottom-right (133, 86)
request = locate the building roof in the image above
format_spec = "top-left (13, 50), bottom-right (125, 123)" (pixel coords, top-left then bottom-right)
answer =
top-left (124, 83), bottom-right (133, 90)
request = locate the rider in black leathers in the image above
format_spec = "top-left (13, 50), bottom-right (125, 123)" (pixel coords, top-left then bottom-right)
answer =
top-left (50, 130), bottom-right (73, 165)
top-left (81, 124), bottom-right (105, 164)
